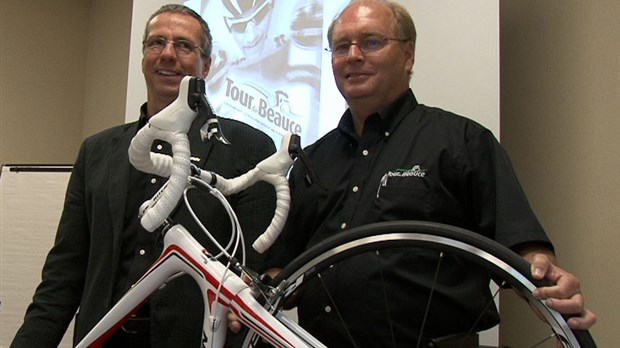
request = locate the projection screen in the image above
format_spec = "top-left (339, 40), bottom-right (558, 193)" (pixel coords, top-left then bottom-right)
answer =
top-left (126, 0), bottom-right (499, 146)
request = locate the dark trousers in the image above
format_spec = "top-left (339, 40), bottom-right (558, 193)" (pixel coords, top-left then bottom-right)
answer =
top-left (104, 313), bottom-right (151, 348)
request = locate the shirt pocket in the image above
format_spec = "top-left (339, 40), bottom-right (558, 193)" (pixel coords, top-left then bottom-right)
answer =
top-left (373, 176), bottom-right (431, 221)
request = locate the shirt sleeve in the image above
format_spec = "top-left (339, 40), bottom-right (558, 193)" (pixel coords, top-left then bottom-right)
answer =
top-left (464, 127), bottom-right (553, 251)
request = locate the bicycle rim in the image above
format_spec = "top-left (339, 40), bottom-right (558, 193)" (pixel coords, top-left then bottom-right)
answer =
top-left (236, 221), bottom-right (596, 348)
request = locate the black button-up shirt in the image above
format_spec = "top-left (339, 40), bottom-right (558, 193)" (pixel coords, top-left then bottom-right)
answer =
top-left (273, 89), bottom-right (552, 345)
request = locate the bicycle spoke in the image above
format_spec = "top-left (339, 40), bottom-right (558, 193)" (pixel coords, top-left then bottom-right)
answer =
top-left (462, 280), bottom-right (505, 345)
top-left (375, 250), bottom-right (397, 348)
top-left (416, 251), bottom-right (444, 348)
top-left (316, 272), bottom-right (359, 348)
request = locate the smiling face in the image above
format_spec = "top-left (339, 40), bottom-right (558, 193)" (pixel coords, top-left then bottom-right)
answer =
top-left (330, 2), bottom-right (414, 118)
top-left (142, 12), bottom-right (212, 116)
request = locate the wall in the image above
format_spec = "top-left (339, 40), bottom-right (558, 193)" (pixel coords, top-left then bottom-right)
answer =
top-left (1, 0), bottom-right (88, 164)
top-left (500, 1), bottom-right (619, 346)
top-left (0, 0), bottom-right (131, 165)
top-left (81, 1), bottom-right (132, 137)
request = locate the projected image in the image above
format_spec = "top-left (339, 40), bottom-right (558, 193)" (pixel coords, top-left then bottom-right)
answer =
top-left (192, 0), bottom-right (330, 146)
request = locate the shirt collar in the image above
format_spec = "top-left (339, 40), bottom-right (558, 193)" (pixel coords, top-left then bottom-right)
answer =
top-left (138, 103), bottom-right (149, 129)
top-left (337, 89), bottom-right (418, 138)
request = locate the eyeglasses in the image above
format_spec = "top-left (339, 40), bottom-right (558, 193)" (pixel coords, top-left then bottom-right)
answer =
top-left (326, 37), bottom-right (409, 58)
top-left (143, 36), bottom-right (206, 56)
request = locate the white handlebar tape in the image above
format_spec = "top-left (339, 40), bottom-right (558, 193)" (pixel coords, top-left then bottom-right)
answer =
top-left (129, 126), bottom-right (191, 232)
top-left (251, 176), bottom-right (290, 253)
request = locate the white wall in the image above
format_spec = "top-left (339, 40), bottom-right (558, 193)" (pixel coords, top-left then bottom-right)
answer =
top-left (124, 0), bottom-right (181, 122)
top-left (410, 1), bottom-right (499, 135)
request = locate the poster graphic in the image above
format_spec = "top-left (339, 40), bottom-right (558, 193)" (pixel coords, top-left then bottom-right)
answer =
top-left (191, 0), bottom-right (330, 147)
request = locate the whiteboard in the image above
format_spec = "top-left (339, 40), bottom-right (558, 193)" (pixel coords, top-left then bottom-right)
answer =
top-left (0, 165), bottom-right (74, 348)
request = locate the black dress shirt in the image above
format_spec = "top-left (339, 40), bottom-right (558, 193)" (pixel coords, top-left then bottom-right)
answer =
top-left (271, 89), bottom-right (552, 346)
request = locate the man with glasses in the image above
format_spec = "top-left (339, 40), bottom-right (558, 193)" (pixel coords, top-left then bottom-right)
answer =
top-left (258, 0), bottom-right (597, 346)
top-left (11, 4), bottom-right (276, 347)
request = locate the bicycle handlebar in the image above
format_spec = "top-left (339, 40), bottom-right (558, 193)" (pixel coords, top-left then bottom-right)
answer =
top-left (128, 76), bottom-right (294, 253)
top-left (196, 134), bottom-right (294, 253)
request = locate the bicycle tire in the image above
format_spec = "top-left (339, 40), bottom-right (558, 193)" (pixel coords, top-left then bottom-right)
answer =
top-left (235, 221), bottom-right (596, 348)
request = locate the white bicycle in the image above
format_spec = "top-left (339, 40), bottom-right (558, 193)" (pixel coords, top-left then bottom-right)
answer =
top-left (76, 77), bottom-right (596, 348)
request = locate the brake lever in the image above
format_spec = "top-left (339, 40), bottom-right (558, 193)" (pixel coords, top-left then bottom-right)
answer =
top-left (287, 134), bottom-right (326, 190)
top-left (191, 78), bottom-right (230, 145)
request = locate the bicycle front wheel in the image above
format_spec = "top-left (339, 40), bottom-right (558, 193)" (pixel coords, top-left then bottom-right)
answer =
top-left (236, 221), bottom-right (596, 348)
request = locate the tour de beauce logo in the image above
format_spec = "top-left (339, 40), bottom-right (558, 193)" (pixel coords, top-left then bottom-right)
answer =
top-left (388, 165), bottom-right (428, 178)
top-left (223, 77), bottom-right (303, 135)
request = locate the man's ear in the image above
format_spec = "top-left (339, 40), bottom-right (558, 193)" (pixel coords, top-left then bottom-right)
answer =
top-left (202, 57), bottom-right (212, 78)
top-left (405, 42), bottom-right (415, 73)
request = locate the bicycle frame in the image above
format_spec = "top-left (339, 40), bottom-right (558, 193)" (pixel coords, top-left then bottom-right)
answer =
top-left (76, 223), bottom-right (325, 348)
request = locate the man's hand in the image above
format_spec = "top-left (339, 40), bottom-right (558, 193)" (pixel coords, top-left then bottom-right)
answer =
top-left (527, 253), bottom-right (597, 330)
top-left (228, 311), bottom-right (243, 334)
top-left (228, 268), bottom-right (283, 334)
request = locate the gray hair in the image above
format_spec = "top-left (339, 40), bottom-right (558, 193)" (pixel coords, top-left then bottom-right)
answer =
top-left (327, 0), bottom-right (416, 49)
top-left (143, 4), bottom-right (213, 58)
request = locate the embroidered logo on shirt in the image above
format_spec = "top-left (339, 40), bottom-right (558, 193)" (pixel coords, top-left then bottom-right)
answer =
top-left (390, 164), bottom-right (427, 178)
top-left (377, 165), bottom-right (427, 197)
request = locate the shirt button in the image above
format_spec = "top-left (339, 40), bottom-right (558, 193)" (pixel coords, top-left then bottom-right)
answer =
top-left (151, 178), bottom-right (157, 184)
top-left (156, 144), bottom-right (163, 151)
top-left (340, 222), bottom-right (347, 230)
top-left (324, 305), bottom-right (332, 313)
top-left (362, 149), bottom-right (369, 156)
top-left (139, 249), bottom-right (146, 256)
top-left (352, 186), bottom-right (359, 193)
top-left (385, 131), bottom-right (390, 137)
